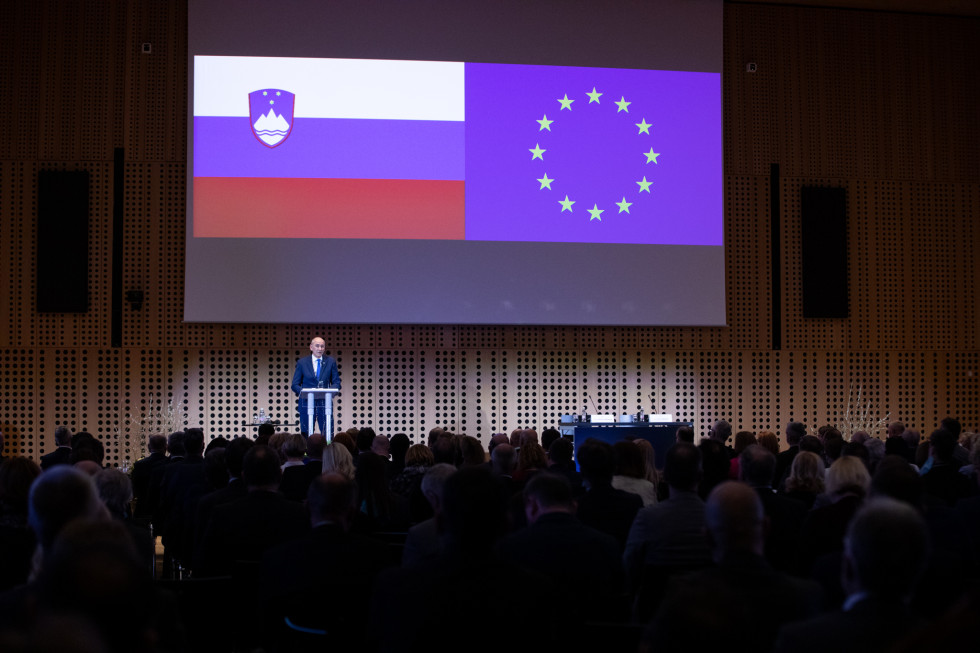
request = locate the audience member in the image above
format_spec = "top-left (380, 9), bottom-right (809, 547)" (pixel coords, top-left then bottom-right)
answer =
top-left (675, 425), bottom-right (694, 443)
top-left (697, 437), bottom-right (731, 499)
top-left (132, 434), bottom-right (167, 517)
top-left (728, 430), bottom-right (757, 479)
top-left (68, 432), bottom-right (104, 468)
top-left (782, 450), bottom-right (825, 509)
top-left (390, 442), bottom-right (434, 523)
top-left (279, 432), bottom-right (315, 501)
top-left (354, 451), bottom-right (408, 532)
top-left (0, 457), bottom-right (41, 590)
top-left (39, 425), bottom-right (73, 471)
top-left (458, 435), bottom-right (486, 467)
top-left (546, 437), bottom-right (582, 494)
top-left (401, 463), bottom-right (456, 568)
top-left (512, 441), bottom-right (547, 487)
top-left (540, 427), bottom-right (561, 453)
top-left (612, 440), bottom-right (657, 506)
top-left (798, 455), bottom-right (871, 575)
top-left (321, 441), bottom-right (356, 482)
top-left (707, 419), bottom-right (734, 457)
top-left (332, 430), bottom-right (357, 460)
top-left (388, 432), bottom-right (410, 477)
top-left (191, 436), bottom-right (254, 572)
top-left (575, 439), bottom-right (642, 551)
top-left (921, 428), bottom-right (974, 506)
top-left (94, 468), bottom-right (154, 572)
top-left (644, 481), bottom-right (823, 652)
top-left (757, 430), bottom-right (780, 457)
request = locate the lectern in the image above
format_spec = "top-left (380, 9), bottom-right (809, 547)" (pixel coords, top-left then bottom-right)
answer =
top-left (299, 388), bottom-right (339, 442)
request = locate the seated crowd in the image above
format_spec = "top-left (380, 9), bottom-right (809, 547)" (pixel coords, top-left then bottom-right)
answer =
top-left (0, 419), bottom-right (978, 652)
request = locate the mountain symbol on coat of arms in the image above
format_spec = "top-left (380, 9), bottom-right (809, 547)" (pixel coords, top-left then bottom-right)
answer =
top-left (252, 109), bottom-right (291, 147)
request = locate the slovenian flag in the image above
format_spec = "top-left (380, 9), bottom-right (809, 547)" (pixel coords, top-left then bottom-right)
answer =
top-left (193, 56), bottom-right (721, 246)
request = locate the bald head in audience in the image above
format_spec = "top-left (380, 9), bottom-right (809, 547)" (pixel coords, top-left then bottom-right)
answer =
top-left (705, 481), bottom-right (766, 561)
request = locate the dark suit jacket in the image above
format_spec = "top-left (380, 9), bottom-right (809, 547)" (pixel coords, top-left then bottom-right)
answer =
top-left (279, 463), bottom-right (319, 502)
top-left (773, 596), bottom-right (921, 653)
top-left (754, 486), bottom-right (808, 573)
top-left (198, 490), bottom-right (311, 577)
top-left (576, 482), bottom-right (643, 552)
top-left (132, 451), bottom-right (168, 517)
top-left (192, 478), bottom-right (248, 572)
top-left (39, 446), bottom-right (72, 470)
top-left (291, 355), bottom-right (340, 405)
top-left (774, 445), bottom-right (799, 489)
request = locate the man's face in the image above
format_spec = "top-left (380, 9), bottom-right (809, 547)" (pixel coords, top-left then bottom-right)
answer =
top-left (310, 339), bottom-right (326, 358)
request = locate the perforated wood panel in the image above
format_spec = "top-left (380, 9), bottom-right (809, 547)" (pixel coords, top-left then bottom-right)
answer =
top-left (2, 2), bottom-right (980, 462)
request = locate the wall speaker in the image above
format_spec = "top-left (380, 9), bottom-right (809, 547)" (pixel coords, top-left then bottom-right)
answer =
top-left (800, 186), bottom-right (848, 318)
top-left (37, 170), bottom-right (89, 313)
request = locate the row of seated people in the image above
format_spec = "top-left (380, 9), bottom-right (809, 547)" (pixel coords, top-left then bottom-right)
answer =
top-left (1, 419), bottom-right (979, 651)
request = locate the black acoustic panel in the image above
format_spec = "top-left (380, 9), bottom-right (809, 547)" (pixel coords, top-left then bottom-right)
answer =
top-left (37, 170), bottom-right (90, 313)
top-left (801, 186), bottom-right (848, 318)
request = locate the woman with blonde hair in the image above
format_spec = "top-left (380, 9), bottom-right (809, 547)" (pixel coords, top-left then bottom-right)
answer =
top-left (781, 451), bottom-right (825, 509)
top-left (798, 455), bottom-right (870, 574)
top-left (320, 442), bottom-right (355, 482)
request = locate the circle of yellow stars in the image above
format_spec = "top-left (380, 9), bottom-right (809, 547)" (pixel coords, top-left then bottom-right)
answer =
top-left (529, 86), bottom-right (661, 222)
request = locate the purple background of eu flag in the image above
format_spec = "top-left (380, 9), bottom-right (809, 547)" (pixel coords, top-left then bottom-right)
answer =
top-left (464, 62), bottom-right (722, 246)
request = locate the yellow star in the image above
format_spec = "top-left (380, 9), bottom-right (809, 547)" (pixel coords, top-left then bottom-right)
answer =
top-left (615, 96), bottom-right (631, 113)
top-left (557, 94), bottom-right (574, 110)
top-left (636, 177), bottom-right (652, 193)
top-left (644, 149), bottom-right (660, 164)
top-left (537, 173), bottom-right (554, 190)
top-left (616, 197), bottom-right (633, 213)
top-left (588, 204), bottom-right (604, 221)
top-left (529, 143), bottom-right (546, 160)
top-left (537, 114), bottom-right (554, 131)
top-left (635, 118), bottom-right (652, 135)
top-left (586, 87), bottom-right (602, 104)
top-left (559, 195), bottom-right (575, 213)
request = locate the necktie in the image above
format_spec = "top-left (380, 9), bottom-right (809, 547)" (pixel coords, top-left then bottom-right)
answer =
top-left (315, 358), bottom-right (321, 380)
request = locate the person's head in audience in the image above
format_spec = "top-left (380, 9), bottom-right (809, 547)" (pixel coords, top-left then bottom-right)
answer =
top-left (427, 427), bottom-right (445, 449)
top-left (421, 463), bottom-right (457, 516)
top-left (203, 447), bottom-right (229, 490)
top-left (94, 468), bottom-right (133, 519)
top-left (223, 436), bottom-right (254, 481)
top-left (929, 428), bottom-right (957, 464)
top-left (799, 434), bottom-right (823, 455)
top-left (757, 431), bottom-right (780, 457)
top-left (709, 420), bottom-right (732, 446)
top-left (256, 422), bottom-right (276, 440)
top-left (355, 451), bottom-right (393, 520)
top-left (901, 428), bottom-right (921, 453)
top-left (54, 425), bottom-right (73, 447)
top-left (321, 442), bottom-right (356, 482)
top-left (432, 432), bottom-right (459, 466)
top-left (68, 433), bottom-right (104, 467)
top-left (267, 431), bottom-right (288, 462)
top-left (870, 455), bottom-right (923, 507)
top-left (664, 442), bottom-right (702, 492)
top-left (633, 438), bottom-right (661, 484)
top-left (940, 417), bottom-right (962, 440)
top-left (488, 433), bottom-right (509, 454)
top-left (613, 440), bottom-right (646, 480)
top-left (817, 425), bottom-right (833, 443)
top-left (738, 444), bottom-right (776, 488)
top-left (307, 473), bottom-right (357, 530)
top-left (0, 456), bottom-right (41, 517)
top-left (491, 443), bottom-right (516, 477)
top-left (541, 428), bottom-right (561, 452)
top-left (675, 425), bottom-right (694, 443)
top-left (516, 442), bottom-right (548, 475)
top-left (841, 441), bottom-right (870, 470)
top-left (371, 434), bottom-right (391, 459)
top-left (357, 428), bottom-right (377, 454)
top-left (862, 437), bottom-right (885, 473)
top-left (521, 429), bottom-right (539, 448)
top-left (204, 436), bottom-right (228, 454)
top-left (184, 428), bottom-right (205, 458)
top-left (29, 465), bottom-right (108, 562)
top-left (404, 442), bottom-right (434, 469)
top-left (509, 429), bottom-right (523, 447)
top-left (332, 431), bottom-right (357, 459)
top-left (822, 427), bottom-right (844, 462)
top-left (825, 455), bottom-right (871, 500)
top-left (850, 430), bottom-right (871, 445)
top-left (698, 438), bottom-right (730, 497)
top-left (732, 431), bottom-right (757, 456)
top-left (841, 497), bottom-right (930, 602)
top-left (36, 519), bottom-right (157, 653)
top-left (307, 433), bottom-right (326, 461)
top-left (242, 445), bottom-right (282, 491)
top-left (705, 481), bottom-right (765, 562)
top-left (440, 466), bottom-right (508, 556)
top-left (282, 432), bottom-right (307, 462)
top-left (547, 437), bottom-right (574, 469)
top-left (886, 422), bottom-right (906, 440)
top-left (784, 451), bottom-right (825, 495)
top-left (389, 433), bottom-right (410, 465)
top-left (884, 434), bottom-right (911, 459)
top-left (459, 436), bottom-right (486, 467)
top-left (522, 472), bottom-right (575, 526)
top-left (146, 434), bottom-right (167, 456)
top-left (785, 421), bottom-right (806, 447)
top-left (73, 460), bottom-right (103, 476)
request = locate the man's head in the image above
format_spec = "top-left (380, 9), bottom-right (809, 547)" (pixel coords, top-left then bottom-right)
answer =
top-left (490, 443), bottom-right (516, 476)
top-left (928, 428), bottom-right (956, 463)
top-left (576, 439), bottom-right (616, 486)
top-left (420, 463), bottom-right (457, 514)
top-left (94, 469), bottom-right (133, 517)
top-left (850, 431), bottom-right (871, 445)
top-left (242, 445), bottom-right (282, 491)
top-left (29, 465), bottom-right (107, 555)
top-left (488, 433), bottom-right (509, 453)
top-left (870, 455), bottom-right (923, 506)
top-left (547, 437), bottom-right (574, 466)
top-left (886, 422), bottom-right (906, 439)
top-left (147, 434), bottom-right (167, 454)
top-left (901, 428), bottom-right (921, 452)
top-left (184, 428), bottom-right (205, 457)
top-left (371, 435), bottom-right (391, 459)
top-left (675, 425), bottom-right (694, 444)
top-left (309, 337), bottom-right (326, 358)
top-left (282, 433), bottom-right (307, 460)
top-left (167, 430), bottom-right (186, 457)
top-left (68, 434), bottom-right (104, 467)
top-left (940, 417), bottom-right (962, 439)
top-left (356, 427), bottom-right (376, 452)
top-left (785, 421), bottom-right (806, 446)
top-left (738, 444), bottom-right (776, 488)
top-left (307, 473), bottom-right (357, 529)
top-left (541, 428), bottom-right (561, 452)
top-left (664, 442), bottom-right (702, 491)
top-left (709, 420), bottom-right (732, 445)
top-left (705, 481), bottom-right (765, 561)
top-left (523, 472), bottom-right (575, 525)
top-left (842, 497), bottom-right (930, 600)
top-left (54, 425), bottom-right (73, 447)
top-left (223, 436), bottom-right (255, 479)
top-left (307, 433), bottom-right (326, 460)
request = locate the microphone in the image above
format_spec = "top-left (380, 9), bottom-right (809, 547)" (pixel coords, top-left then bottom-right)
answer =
top-left (588, 393), bottom-right (599, 414)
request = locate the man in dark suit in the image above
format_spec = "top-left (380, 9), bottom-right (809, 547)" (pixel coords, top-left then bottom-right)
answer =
top-left (39, 425), bottom-right (73, 471)
top-left (646, 481), bottom-right (823, 652)
top-left (191, 436), bottom-right (254, 572)
top-left (740, 444), bottom-right (808, 573)
top-left (132, 434), bottom-right (168, 517)
top-left (291, 337), bottom-right (340, 436)
top-left (774, 497), bottom-right (931, 653)
top-left (775, 420), bottom-right (806, 488)
top-left (198, 445), bottom-right (310, 577)
top-left (575, 439), bottom-right (643, 552)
